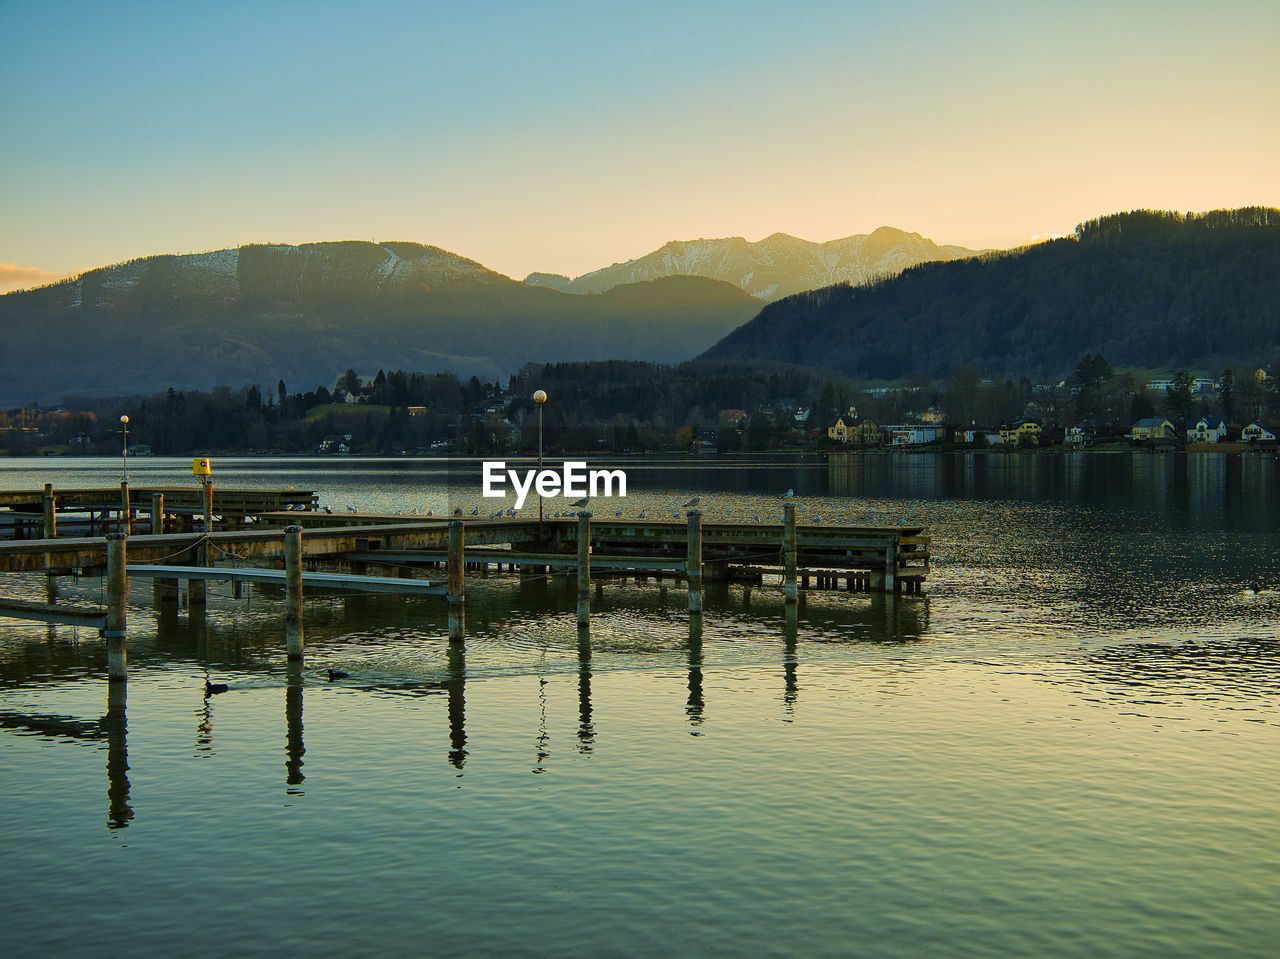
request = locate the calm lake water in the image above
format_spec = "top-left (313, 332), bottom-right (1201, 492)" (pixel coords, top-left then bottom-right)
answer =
top-left (2, 453), bottom-right (1279, 957)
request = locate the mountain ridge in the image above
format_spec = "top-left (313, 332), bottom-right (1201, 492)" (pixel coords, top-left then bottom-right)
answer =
top-left (0, 240), bottom-right (762, 403)
top-left (524, 226), bottom-right (980, 300)
top-left (698, 208), bottom-right (1280, 381)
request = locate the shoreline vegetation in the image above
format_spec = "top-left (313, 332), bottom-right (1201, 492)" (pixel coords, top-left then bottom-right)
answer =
top-left (2, 352), bottom-right (1277, 459)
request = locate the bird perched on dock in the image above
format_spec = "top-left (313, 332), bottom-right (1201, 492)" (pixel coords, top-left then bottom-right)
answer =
top-left (783, 489), bottom-right (795, 499)
top-left (683, 497), bottom-right (700, 509)
top-left (469, 506), bottom-right (480, 515)
top-left (637, 510), bottom-right (646, 519)
top-left (346, 505), bottom-right (357, 512)
top-left (323, 506), bottom-right (332, 514)
top-left (204, 680), bottom-right (229, 696)
top-left (453, 507), bottom-right (463, 516)
top-left (572, 497), bottom-right (590, 507)
top-left (326, 668), bottom-right (349, 681)
top-left (615, 509), bottom-right (623, 517)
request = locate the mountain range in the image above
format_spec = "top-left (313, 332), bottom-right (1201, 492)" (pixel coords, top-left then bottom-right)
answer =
top-left (524, 227), bottom-right (977, 300)
top-left (0, 241), bottom-right (760, 403)
top-left (700, 208), bottom-right (1280, 381)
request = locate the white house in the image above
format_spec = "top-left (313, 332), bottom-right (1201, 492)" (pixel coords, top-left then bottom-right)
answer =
top-left (1243, 422), bottom-right (1276, 442)
top-left (1186, 417), bottom-right (1227, 443)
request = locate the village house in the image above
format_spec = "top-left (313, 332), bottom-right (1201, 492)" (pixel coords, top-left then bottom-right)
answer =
top-left (1243, 422), bottom-right (1276, 442)
top-left (999, 420), bottom-right (1042, 446)
top-left (827, 416), bottom-right (852, 443)
top-left (1186, 417), bottom-right (1227, 443)
top-left (1129, 417), bottom-right (1175, 441)
top-left (850, 419), bottom-right (881, 445)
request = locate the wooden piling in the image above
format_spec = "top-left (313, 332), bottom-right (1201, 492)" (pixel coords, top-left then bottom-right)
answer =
top-left (884, 543), bottom-right (896, 594)
top-left (43, 483), bottom-right (56, 539)
top-left (447, 521), bottom-right (465, 642)
top-left (105, 533), bottom-right (127, 681)
top-left (686, 510), bottom-right (702, 615)
top-left (150, 493), bottom-right (164, 535)
top-left (577, 511), bottom-right (591, 627)
top-left (120, 480), bottom-right (132, 535)
top-left (284, 525), bottom-right (303, 660)
top-left (783, 502), bottom-right (797, 605)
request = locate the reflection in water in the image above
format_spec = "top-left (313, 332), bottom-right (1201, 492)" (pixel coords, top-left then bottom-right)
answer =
top-left (783, 607), bottom-right (799, 717)
top-left (103, 682), bottom-right (132, 830)
top-left (446, 644), bottom-right (467, 769)
top-left (686, 615), bottom-right (704, 733)
top-left (533, 672), bottom-right (550, 774)
top-left (1071, 639), bottom-right (1280, 704)
top-left (195, 692), bottom-right (214, 755)
top-left (576, 626), bottom-right (594, 753)
top-left (285, 662), bottom-right (305, 793)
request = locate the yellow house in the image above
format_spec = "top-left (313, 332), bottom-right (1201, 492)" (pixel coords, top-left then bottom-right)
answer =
top-left (999, 420), bottom-right (1042, 445)
top-left (827, 417), bottom-right (851, 442)
top-left (850, 419), bottom-right (881, 445)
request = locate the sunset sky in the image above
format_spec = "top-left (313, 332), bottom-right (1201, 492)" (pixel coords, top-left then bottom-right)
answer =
top-left (2, 0), bottom-right (1277, 292)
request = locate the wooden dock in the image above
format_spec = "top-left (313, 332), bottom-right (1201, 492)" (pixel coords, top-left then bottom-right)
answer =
top-left (1, 489), bottom-right (929, 682)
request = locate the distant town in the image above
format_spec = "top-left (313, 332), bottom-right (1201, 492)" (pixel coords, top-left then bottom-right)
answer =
top-left (2, 356), bottom-right (1277, 457)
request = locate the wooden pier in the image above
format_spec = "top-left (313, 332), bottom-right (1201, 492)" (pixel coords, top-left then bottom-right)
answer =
top-left (1, 488), bottom-right (929, 681)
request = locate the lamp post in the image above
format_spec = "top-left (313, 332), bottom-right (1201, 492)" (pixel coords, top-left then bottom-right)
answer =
top-left (119, 415), bottom-right (129, 481)
top-left (533, 389), bottom-right (547, 528)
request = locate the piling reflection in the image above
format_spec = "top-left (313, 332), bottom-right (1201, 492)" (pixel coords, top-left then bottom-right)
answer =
top-left (285, 661), bottom-right (305, 792)
top-left (576, 625), bottom-right (594, 753)
top-left (783, 607), bottom-right (799, 716)
top-left (446, 643), bottom-right (467, 769)
top-left (103, 681), bottom-right (132, 830)
top-left (533, 671), bottom-right (549, 774)
top-left (686, 615), bottom-right (704, 733)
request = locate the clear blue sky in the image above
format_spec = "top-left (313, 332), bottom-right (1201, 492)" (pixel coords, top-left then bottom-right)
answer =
top-left (2, 0), bottom-right (1277, 291)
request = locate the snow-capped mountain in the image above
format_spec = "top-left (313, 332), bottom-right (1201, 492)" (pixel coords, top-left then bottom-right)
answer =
top-left (525, 227), bottom-right (979, 300)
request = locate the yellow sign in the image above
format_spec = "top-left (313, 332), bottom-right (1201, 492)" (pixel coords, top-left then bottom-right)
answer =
top-left (192, 458), bottom-right (212, 476)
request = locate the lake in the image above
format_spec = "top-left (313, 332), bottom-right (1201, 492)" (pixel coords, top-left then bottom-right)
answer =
top-left (2, 453), bottom-right (1278, 957)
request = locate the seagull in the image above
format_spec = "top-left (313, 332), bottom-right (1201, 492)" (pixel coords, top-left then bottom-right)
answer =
top-left (469, 506), bottom-right (479, 515)
top-left (682, 497), bottom-right (700, 508)
top-left (426, 510), bottom-right (434, 516)
top-left (782, 489), bottom-right (794, 499)
top-left (346, 505), bottom-right (357, 512)
top-left (637, 510), bottom-right (646, 519)
top-left (326, 668), bottom-right (349, 681)
top-left (323, 506), bottom-right (332, 514)
top-left (453, 507), bottom-right (463, 516)
top-left (204, 680), bottom-right (229, 696)
top-left (572, 497), bottom-right (590, 507)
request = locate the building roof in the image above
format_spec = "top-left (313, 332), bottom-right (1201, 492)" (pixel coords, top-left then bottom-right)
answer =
top-left (1134, 417), bottom-right (1171, 427)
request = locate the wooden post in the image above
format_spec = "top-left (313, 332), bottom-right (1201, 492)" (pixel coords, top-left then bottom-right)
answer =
top-left (105, 533), bottom-right (127, 681)
top-left (43, 483), bottom-right (56, 539)
top-left (782, 502), bottom-right (797, 605)
top-left (447, 521), bottom-right (465, 642)
top-left (202, 478), bottom-right (214, 534)
top-left (120, 480), bottom-right (132, 535)
top-left (577, 511), bottom-right (591, 627)
top-left (284, 525), bottom-right (304, 660)
top-left (686, 509), bottom-right (702, 615)
top-left (884, 541), bottom-right (897, 594)
top-left (150, 493), bottom-right (164, 535)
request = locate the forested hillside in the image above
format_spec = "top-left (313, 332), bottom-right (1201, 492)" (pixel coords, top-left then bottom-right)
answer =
top-left (701, 209), bottom-right (1280, 379)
